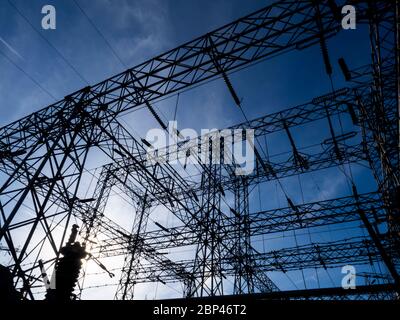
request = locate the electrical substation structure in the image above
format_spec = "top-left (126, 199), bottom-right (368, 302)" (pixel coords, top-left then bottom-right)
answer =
top-left (0, 0), bottom-right (399, 301)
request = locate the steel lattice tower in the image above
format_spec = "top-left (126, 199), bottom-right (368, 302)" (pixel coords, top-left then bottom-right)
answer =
top-left (0, 0), bottom-right (399, 300)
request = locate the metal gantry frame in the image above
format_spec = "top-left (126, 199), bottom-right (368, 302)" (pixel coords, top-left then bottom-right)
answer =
top-left (0, 0), bottom-right (399, 300)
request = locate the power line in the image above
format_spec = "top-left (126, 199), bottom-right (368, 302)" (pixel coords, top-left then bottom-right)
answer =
top-left (7, 0), bottom-right (89, 85)
top-left (72, 0), bottom-right (126, 69)
top-left (0, 48), bottom-right (56, 100)
top-left (71, 0), bottom-right (177, 139)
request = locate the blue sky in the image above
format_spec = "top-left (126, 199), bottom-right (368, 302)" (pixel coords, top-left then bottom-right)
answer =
top-left (0, 0), bottom-right (264, 125)
top-left (0, 0), bottom-right (389, 299)
top-left (0, 0), bottom-right (371, 126)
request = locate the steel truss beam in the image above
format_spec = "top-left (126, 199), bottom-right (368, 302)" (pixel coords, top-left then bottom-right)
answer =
top-left (113, 236), bottom-right (398, 284)
top-left (186, 284), bottom-right (397, 300)
top-left (0, 0), bottom-right (398, 300)
top-left (92, 192), bottom-right (387, 255)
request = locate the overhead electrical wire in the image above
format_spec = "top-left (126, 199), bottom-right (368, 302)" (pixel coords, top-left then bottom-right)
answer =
top-left (72, 0), bottom-right (126, 69)
top-left (7, 0), bottom-right (89, 85)
top-left (0, 48), bottom-right (57, 101)
top-left (4, 0), bottom-right (383, 298)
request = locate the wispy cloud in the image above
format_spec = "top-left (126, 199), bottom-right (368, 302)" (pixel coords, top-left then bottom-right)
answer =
top-left (0, 36), bottom-right (24, 60)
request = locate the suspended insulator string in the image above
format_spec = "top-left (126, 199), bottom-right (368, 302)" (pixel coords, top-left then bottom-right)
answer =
top-left (224, 75), bottom-right (294, 203)
top-left (222, 72), bottom-right (241, 107)
top-left (314, 1), bottom-right (355, 194)
top-left (319, 34), bottom-right (332, 76)
top-left (73, 0), bottom-right (173, 134)
top-left (71, 0), bottom-right (175, 142)
top-left (314, 1), bottom-right (332, 76)
top-left (315, 0), bottom-right (356, 195)
top-left (146, 101), bottom-right (167, 130)
top-left (118, 46), bottom-right (300, 123)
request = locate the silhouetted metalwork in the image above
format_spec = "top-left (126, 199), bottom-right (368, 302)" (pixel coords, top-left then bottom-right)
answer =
top-left (0, 0), bottom-right (398, 300)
